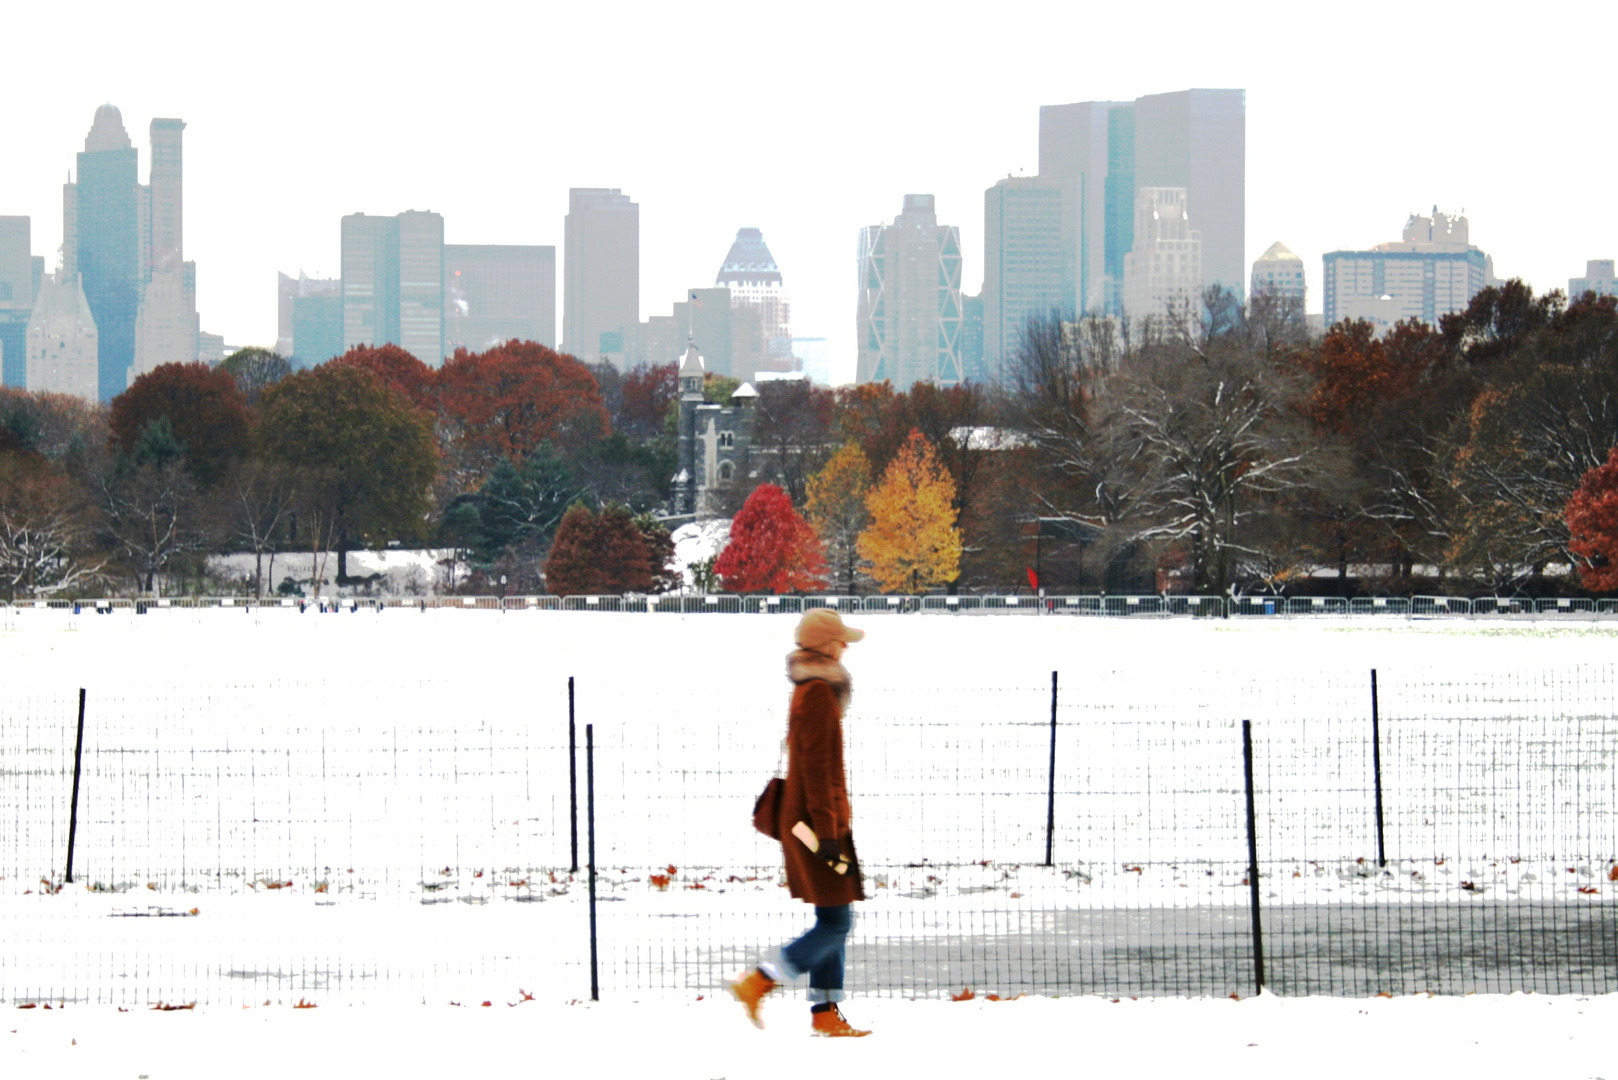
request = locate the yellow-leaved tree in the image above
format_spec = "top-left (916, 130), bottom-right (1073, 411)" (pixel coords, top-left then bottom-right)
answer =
top-left (857, 429), bottom-right (961, 594)
top-left (805, 442), bottom-right (873, 594)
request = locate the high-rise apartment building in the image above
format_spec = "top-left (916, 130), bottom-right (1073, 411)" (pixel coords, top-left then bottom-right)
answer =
top-left (341, 213), bottom-right (401, 353)
top-left (444, 244), bottom-right (556, 353)
top-left (26, 272), bottom-right (98, 399)
top-left (1570, 260), bottom-right (1617, 300)
top-left (1322, 208), bottom-right (1494, 331)
top-left (715, 228), bottom-right (791, 365)
top-left (856, 195), bottom-right (964, 389)
top-left (982, 176), bottom-right (1064, 382)
top-left (0, 217), bottom-right (33, 387)
top-left (563, 188), bottom-right (638, 366)
top-left (1038, 89), bottom-right (1244, 318)
top-left (1251, 241), bottom-right (1306, 305)
top-left (1122, 188), bottom-right (1202, 323)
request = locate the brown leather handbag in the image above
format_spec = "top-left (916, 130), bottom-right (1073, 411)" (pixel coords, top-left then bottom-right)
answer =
top-left (752, 776), bottom-right (784, 840)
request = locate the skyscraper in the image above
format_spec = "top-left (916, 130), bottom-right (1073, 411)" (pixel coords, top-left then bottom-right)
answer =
top-left (1132, 89), bottom-right (1246, 303)
top-left (443, 244), bottom-right (556, 353)
top-left (397, 210), bottom-right (444, 363)
top-left (0, 216), bottom-right (32, 388)
top-left (715, 228), bottom-right (791, 365)
top-left (26, 272), bottom-right (98, 400)
top-left (276, 271), bottom-right (340, 359)
top-left (1251, 241), bottom-right (1306, 306)
top-left (856, 195), bottom-right (964, 389)
top-left (65, 105), bottom-right (140, 400)
top-left (1122, 188), bottom-right (1202, 323)
top-left (1570, 260), bottom-right (1618, 300)
top-left (341, 213), bottom-right (401, 353)
top-left (563, 188), bottom-right (638, 366)
top-left (982, 176), bottom-right (1064, 382)
top-left (1037, 89), bottom-right (1244, 318)
top-left (128, 117), bottom-right (199, 385)
top-left (1322, 208), bottom-right (1493, 332)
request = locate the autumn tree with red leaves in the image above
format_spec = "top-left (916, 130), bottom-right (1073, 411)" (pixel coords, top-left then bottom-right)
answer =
top-left (110, 362), bottom-right (250, 487)
top-left (327, 344), bottom-right (436, 414)
top-left (541, 502), bottom-right (674, 595)
top-left (436, 341), bottom-right (610, 492)
top-left (714, 483), bottom-right (825, 594)
top-left (1567, 447), bottom-right (1618, 591)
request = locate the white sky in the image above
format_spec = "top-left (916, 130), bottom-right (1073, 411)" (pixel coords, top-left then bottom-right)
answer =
top-left (5, 2), bottom-right (1615, 386)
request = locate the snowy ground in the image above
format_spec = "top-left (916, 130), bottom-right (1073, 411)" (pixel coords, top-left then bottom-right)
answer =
top-left (1, 611), bottom-right (1615, 1014)
top-left (4, 992), bottom-right (1615, 1080)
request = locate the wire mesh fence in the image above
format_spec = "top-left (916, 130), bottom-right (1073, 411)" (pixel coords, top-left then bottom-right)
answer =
top-left (1, 614), bottom-right (1615, 1007)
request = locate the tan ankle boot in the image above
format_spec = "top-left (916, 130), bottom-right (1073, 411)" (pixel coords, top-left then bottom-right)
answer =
top-left (728, 968), bottom-right (778, 1029)
top-left (811, 1004), bottom-right (871, 1037)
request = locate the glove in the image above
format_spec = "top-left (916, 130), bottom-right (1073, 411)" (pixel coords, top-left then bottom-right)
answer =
top-left (817, 837), bottom-right (852, 876)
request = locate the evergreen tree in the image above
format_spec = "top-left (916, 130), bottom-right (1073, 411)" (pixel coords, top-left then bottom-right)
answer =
top-left (857, 430), bottom-right (961, 594)
top-left (714, 483), bottom-right (825, 594)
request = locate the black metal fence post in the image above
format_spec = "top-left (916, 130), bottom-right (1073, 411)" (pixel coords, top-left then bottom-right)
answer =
top-left (1044, 670), bottom-right (1057, 866)
top-left (1371, 669), bottom-right (1387, 868)
top-left (569, 676), bottom-right (579, 874)
top-left (1241, 719), bottom-right (1265, 996)
top-left (65, 688), bottom-right (87, 884)
top-left (586, 722), bottom-right (599, 1002)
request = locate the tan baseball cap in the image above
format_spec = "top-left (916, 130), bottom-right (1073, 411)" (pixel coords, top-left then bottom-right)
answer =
top-left (795, 608), bottom-right (865, 650)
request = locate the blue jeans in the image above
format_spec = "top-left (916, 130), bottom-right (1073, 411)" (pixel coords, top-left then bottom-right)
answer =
top-left (778, 904), bottom-right (852, 1003)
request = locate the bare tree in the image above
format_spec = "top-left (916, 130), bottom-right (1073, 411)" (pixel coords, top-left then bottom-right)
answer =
top-left (0, 457), bottom-right (105, 599)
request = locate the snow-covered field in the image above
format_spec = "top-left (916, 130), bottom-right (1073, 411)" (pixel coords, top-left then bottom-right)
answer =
top-left (1, 611), bottom-right (1615, 1015)
top-left (5, 991), bottom-right (1615, 1080)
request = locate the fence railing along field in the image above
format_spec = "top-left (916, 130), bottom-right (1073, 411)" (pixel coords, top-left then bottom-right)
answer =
top-left (5, 593), bottom-right (1618, 618)
top-left (3, 608), bottom-right (1615, 1008)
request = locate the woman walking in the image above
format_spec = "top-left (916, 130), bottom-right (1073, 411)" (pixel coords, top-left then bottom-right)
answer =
top-left (730, 608), bottom-right (871, 1037)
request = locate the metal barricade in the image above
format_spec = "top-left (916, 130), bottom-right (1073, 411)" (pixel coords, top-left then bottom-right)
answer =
top-left (1165, 595), bottom-right (1224, 617)
top-left (859, 595), bottom-right (916, 613)
top-left (501, 596), bottom-right (561, 612)
top-left (1600, 599), bottom-right (1618, 615)
top-left (1284, 596), bottom-right (1348, 616)
top-left (1470, 596), bottom-right (1530, 616)
top-left (562, 595), bottom-right (631, 612)
top-left (742, 595), bottom-right (805, 614)
top-left (1411, 595), bottom-right (1471, 616)
top-left (1232, 595), bottom-right (1283, 616)
top-left (921, 595), bottom-right (985, 612)
top-left (802, 596), bottom-right (858, 612)
top-left (1536, 597), bottom-right (1595, 615)
top-left (1349, 597), bottom-right (1411, 615)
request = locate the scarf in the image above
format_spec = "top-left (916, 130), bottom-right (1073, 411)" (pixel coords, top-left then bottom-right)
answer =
top-left (786, 647), bottom-right (853, 715)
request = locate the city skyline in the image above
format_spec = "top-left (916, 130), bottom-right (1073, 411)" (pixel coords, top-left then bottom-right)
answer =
top-left (2, 5), bottom-right (1614, 386)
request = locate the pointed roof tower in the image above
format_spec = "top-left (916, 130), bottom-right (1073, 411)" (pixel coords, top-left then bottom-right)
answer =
top-left (85, 104), bottom-right (132, 152)
top-left (1254, 241), bottom-right (1299, 263)
top-left (715, 227), bottom-right (782, 287)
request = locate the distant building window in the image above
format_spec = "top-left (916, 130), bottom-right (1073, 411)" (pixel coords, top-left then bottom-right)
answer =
top-left (719, 431), bottom-right (735, 449)
top-left (718, 461), bottom-right (734, 482)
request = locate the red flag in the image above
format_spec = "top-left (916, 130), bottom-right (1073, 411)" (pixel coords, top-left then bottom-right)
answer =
top-left (1026, 567), bottom-right (1039, 592)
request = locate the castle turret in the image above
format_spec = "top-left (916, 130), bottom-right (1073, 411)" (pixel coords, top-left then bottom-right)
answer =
top-left (674, 343), bottom-right (706, 514)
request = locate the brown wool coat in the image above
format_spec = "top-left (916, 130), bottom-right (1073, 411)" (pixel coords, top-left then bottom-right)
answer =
top-left (776, 658), bottom-right (866, 907)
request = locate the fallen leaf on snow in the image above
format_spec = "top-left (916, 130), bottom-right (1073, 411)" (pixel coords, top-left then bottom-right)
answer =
top-left (293, 999), bottom-right (316, 1009)
top-left (650, 874), bottom-right (670, 891)
top-left (1578, 886), bottom-right (1599, 895)
top-left (509, 990), bottom-right (534, 1006)
top-left (150, 1002), bottom-right (195, 1011)
top-left (951, 987), bottom-right (974, 1001)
